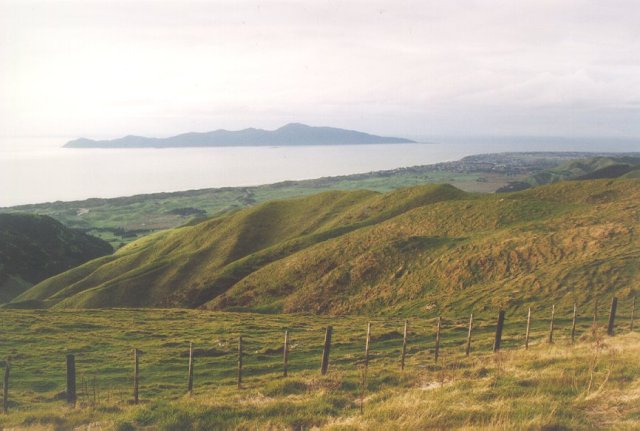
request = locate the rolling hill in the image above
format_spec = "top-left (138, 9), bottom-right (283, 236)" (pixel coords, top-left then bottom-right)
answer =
top-left (497, 155), bottom-right (640, 192)
top-left (11, 179), bottom-right (639, 315)
top-left (0, 214), bottom-right (113, 303)
top-left (64, 123), bottom-right (415, 148)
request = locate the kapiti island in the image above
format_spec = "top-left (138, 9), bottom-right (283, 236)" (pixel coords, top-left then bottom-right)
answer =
top-left (64, 123), bottom-right (416, 148)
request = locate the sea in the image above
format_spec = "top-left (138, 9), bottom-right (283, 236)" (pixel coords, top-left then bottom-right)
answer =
top-left (1, 136), bottom-right (638, 207)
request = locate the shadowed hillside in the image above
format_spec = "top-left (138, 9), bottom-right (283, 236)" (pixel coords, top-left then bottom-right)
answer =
top-left (0, 214), bottom-right (113, 303)
top-left (12, 179), bottom-right (639, 315)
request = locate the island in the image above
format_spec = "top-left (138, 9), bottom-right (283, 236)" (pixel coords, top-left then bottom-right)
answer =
top-left (64, 123), bottom-right (416, 148)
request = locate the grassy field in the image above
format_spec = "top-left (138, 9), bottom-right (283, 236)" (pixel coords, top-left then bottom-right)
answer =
top-left (0, 306), bottom-right (638, 430)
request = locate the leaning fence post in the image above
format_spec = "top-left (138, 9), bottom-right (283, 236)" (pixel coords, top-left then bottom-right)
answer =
top-left (631, 296), bottom-right (636, 332)
top-left (434, 317), bottom-right (441, 363)
top-left (237, 336), bottom-right (243, 389)
top-left (525, 307), bottom-right (532, 350)
top-left (571, 303), bottom-right (577, 344)
top-left (187, 342), bottom-right (194, 395)
top-left (548, 305), bottom-right (555, 344)
top-left (320, 326), bottom-right (332, 375)
top-left (401, 320), bottom-right (408, 370)
top-left (465, 314), bottom-right (473, 356)
top-left (607, 297), bottom-right (618, 336)
top-left (66, 354), bottom-right (76, 406)
top-left (133, 348), bottom-right (140, 404)
top-left (493, 310), bottom-right (505, 352)
top-left (2, 361), bottom-right (9, 414)
top-left (283, 330), bottom-right (289, 377)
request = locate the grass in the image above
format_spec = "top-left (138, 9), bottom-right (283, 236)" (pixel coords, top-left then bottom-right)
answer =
top-left (0, 308), bottom-right (638, 430)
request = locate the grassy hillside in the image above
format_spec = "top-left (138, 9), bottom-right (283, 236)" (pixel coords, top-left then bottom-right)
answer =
top-left (0, 213), bottom-right (113, 303)
top-left (498, 156), bottom-right (640, 192)
top-left (0, 308), bottom-right (638, 430)
top-left (12, 179), bottom-right (640, 316)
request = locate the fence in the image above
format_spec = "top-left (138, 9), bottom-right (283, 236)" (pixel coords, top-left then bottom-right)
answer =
top-left (1, 295), bottom-right (637, 412)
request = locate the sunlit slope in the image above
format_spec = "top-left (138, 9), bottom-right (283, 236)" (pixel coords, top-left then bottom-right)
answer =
top-left (14, 185), bottom-right (464, 309)
top-left (14, 180), bottom-right (639, 314)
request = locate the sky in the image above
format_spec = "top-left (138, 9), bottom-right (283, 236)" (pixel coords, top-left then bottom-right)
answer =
top-left (2, 0), bottom-right (640, 144)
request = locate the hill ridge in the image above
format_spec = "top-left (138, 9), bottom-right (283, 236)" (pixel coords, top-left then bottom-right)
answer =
top-left (11, 179), bottom-right (640, 316)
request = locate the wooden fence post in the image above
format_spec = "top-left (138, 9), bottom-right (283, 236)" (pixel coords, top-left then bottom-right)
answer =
top-left (320, 326), bottom-right (332, 375)
top-left (66, 354), bottom-right (76, 406)
top-left (493, 310), bottom-right (505, 352)
top-left (401, 320), bottom-right (408, 371)
top-left (548, 305), bottom-right (555, 344)
top-left (364, 322), bottom-right (371, 369)
top-left (465, 314), bottom-right (473, 356)
top-left (631, 296), bottom-right (636, 332)
top-left (593, 299), bottom-right (598, 326)
top-left (237, 336), bottom-right (243, 389)
top-left (525, 307), bottom-right (532, 350)
top-left (571, 303), bottom-right (577, 344)
top-left (2, 362), bottom-right (8, 414)
top-left (133, 348), bottom-right (140, 404)
top-left (434, 317), bottom-right (441, 364)
top-left (187, 342), bottom-right (194, 395)
top-left (283, 330), bottom-right (289, 377)
top-left (607, 297), bottom-right (618, 336)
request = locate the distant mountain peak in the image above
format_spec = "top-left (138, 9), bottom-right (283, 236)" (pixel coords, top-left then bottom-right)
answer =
top-left (277, 122), bottom-right (311, 130)
top-left (64, 124), bottom-right (416, 148)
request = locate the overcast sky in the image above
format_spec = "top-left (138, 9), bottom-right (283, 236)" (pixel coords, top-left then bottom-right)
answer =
top-left (2, 0), bottom-right (640, 142)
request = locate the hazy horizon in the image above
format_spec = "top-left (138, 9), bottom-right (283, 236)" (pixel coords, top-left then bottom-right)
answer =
top-left (2, 0), bottom-right (640, 149)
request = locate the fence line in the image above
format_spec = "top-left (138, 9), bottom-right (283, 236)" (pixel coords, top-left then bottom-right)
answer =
top-left (1, 296), bottom-right (638, 410)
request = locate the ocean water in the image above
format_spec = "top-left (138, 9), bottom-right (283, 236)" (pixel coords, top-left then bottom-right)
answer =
top-left (1, 136), bottom-right (638, 207)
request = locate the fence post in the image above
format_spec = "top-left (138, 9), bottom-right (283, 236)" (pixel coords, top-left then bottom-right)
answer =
top-left (187, 342), bottom-right (194, 395)
top-left (237, 336), bottom-right (243, 389)
top-left (465, 314), bottom-right (473, 356)
top-left (2, 361), bottom-right (8, 414)
top-left (133, 348), bottom-right (140, 404)
top-left (548, 305), bottom-right (555, 344)
top-left (364, 322), bottom-right (371, 369)
top-left (593, 299), bottom-right (598, 326)
top-left (571, 303), bottom-right (577, 344)
top-left (320, 326), bottom-right (332, 375)
top-left (401, 320), bottom-right (408, 371)
top-left (631, 296), bottom-right (636, 332)
top-left (607, 297), bottom-right (618, 336)
top-left (493, 310), bottom-right (505, 352)
top-left (283, 330), bottom-right (289, 377)
top-left (434, 317), bottom-right (441, 364)
top-left (525, 307), bottom-right (532, 350)
top-left (66, 354), bottom-right (76, 406)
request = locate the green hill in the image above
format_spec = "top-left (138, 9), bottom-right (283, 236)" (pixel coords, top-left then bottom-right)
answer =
top-left (0, 214), bottom-right (113, 303)
top-left (12, 179), bottom-right (639, 315)
top-left (496, 156), bottom-right (640, 192)
top-left (531, 156), bottom-right (640, 185)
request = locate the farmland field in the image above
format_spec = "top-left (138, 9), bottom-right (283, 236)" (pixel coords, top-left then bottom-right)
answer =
top-left (1, 307), bottom-right (638, 430)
